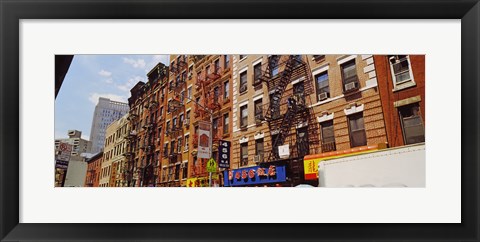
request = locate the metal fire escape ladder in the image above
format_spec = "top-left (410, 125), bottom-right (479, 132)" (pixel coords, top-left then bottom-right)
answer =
top-left (268, 102), bottom-right (298, 161)
top-left (265, 55), bottom-right (297, 161)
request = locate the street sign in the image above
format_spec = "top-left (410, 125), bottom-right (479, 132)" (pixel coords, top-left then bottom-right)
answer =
top-left (198, 121), bottom-right (211, 159)
top-left (206, 158), bottom-right (217, 173)
top-left (218, 140), bottom-right (231, 168)
top-left (57, 142), bottom-right (72, 161)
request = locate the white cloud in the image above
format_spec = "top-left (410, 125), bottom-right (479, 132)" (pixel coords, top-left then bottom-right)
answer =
top-left (88, 93), bottom-right (127, 105)
top-left (123, 57), bottom-right (146, 69)
top-left (105, 78), bottom-right (114, 84)
top-left (116, 76), bottom-right (144, 92)
top-left (98, 69), bottom-right (112, 77)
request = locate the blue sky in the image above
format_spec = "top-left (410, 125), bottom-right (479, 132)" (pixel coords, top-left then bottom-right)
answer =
top-left (55, 55), bottom-right (169, 140)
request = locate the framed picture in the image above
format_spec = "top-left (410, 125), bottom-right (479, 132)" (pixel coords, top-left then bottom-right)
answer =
top-left (1, 0), bottom-right (479, 241)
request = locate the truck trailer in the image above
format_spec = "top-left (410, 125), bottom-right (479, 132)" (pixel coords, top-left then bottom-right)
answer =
top-left (318, 143), bottom-right (425, 187)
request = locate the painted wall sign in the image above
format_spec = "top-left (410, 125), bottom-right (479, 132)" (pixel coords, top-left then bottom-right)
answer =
top-left (218, 140), bottom-right (231, 168)
top-left (223, 165), bottom-right (286, 186)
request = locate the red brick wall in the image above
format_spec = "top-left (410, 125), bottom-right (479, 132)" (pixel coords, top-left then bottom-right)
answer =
top-left (374, 55), bottom-right (425, 147)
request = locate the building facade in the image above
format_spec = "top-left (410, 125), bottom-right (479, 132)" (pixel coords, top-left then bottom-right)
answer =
top-left (374, 55), bottom-right (425, 147)
top-left (54, 130), bottom-right (92, 186)
top-left (188, 55), bottom-right (233, 187)
top-left (227, 55), bottom-right (388, 187)
top-left (126, 63), bottom-right (169, 187)
top-left (85, 151), bottom-right (103, 187)
top-left (89, 97), bottom-right (129, 153)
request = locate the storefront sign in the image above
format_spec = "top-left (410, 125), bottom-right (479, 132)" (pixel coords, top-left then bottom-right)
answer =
top-left (55, 159), bottom-right (69, 169)
top-left (186, 174), bottom-right (219, 187)
top-left (218, 140), bottom-right (230, 168)
top-left (197, 121), bottom-right (211, 159)
top-left (223, 165), bottom-right (286, 186)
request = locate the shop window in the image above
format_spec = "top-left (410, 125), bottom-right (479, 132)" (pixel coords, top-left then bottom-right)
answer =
top-left (398, 103), bottom-right (425, 144)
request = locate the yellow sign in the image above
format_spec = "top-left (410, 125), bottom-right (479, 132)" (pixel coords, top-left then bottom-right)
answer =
top-left (206, 158), bottom-right (217, 172)
top-left (186, 174), bottom-right (219, 187)
top-left (303, 143), bottom-right (387, 180)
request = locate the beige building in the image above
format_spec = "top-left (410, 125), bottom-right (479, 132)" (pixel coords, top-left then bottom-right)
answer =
top-left (99, 113), bottom-right (130, 187)
top-left (229, 55), bottom-right (387, 186)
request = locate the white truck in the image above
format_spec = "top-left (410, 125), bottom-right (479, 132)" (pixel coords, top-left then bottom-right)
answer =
top-left (318, 143), bottom-right (425, 187)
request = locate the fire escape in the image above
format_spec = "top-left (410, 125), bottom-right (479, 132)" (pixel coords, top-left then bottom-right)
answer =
top-left (256, 55), bottom-right (320, 184)
top-left (125, 111), bottom-right (138, 187)
top-left (167, 55), bottom-right (188, 185)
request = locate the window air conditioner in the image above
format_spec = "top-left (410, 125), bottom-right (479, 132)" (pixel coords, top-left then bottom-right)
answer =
top-left (318, 92), bottom-right (328, 101)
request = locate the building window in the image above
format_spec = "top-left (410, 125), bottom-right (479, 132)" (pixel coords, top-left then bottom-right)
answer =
top-left (255, 138), bottom-right (264, 157)
top-left (253, 62), bottom-right (262, 85)
top-left (315, 71), bottom-right (330, 101)
top-left (398, 103), bottom-right (425, 145)
top-left (170, 141), bottom-right (175, 154)
top-left (341, 59), bottom-right (359, 93)
top-left (254, 99), bottom-right (263, 123)
top-left (168, 166), bottom-right (173, 181)
top-left (224, 55), bottom-right (230, 68)
top-left (214, 59), bottom-right (220, 73)
top-left (240, 143), bottom-right (248, 166)
top-left (177, 138), bottom-right (182, 153)
top-left (212, 118), bottom-right (218, 138)
top-left (184, 135), bottom-right (189, 151)
top-left (239, 71), bottom-right (248, 93)
top-left (240, 105), bottom-right (248, 128)
top-left (269, 55), bottom-right (280, 76)
top-left (175, 164), bottom-right (180, 180)
top-left (182, 162), bottom-right (188, 179)
top-left (223, 80), bottom-right (229, 99)
top-left (239, 55), bottom-right (247, 60)
top-left (389, 55), bottom-right (414, 86)
top-left (313, 55), bottom-right (326, 62)
top-left (187, 86), bottom-right (192, 100)
top-left (223, 113), bottom-right (229, 134)
top-left (348, 112), bottom-right (367, 148)
top-left (320, 120), bottom-right (336, 152)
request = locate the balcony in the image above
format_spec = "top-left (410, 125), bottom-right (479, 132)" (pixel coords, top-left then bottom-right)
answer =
top-left (206, 66), bottom-right (221, 82)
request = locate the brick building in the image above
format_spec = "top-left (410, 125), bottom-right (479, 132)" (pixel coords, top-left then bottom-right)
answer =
top-left (188, 55), bottom-right (233, 187)
top-left (126, 63), bottom-right (169, 187)
top-left (158, 55), bottom-right (192, 187)
top-left (227, 55), bottom-right (388, 187)
top-left (374, 55), bottom-right (425, 147)
top-left (84, 151), bottom-right (102, 187)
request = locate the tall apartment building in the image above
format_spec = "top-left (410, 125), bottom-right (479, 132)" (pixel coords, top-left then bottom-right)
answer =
top-left (126, 63), bottom-right (169, 187)
top-left (89, 97), bottom-right (129, 153)
top-left (156, 55), bottom-right (190, 187)
top-left (99, 114), bottom-right (130, 187)
top-left (188, 55), bottom-right (233, 187)
top-left (374, 55), bottom-right (425, 147)
top-left (228, 55), bottom-right (388, 187)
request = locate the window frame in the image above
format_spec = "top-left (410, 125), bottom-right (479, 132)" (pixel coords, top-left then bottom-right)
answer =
top-left (347, 112), bottom-right (367, 148)
top-left (389, 55), bottom-right (416, 91)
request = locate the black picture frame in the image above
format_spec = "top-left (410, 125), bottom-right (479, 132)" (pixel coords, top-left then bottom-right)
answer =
top-left (1, 0), bottom-right (478, 241)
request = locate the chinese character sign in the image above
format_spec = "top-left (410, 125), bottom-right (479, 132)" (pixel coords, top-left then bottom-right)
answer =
top-left (218, 140), bottom-right (230, 168)
top-left (197, 121), bottom-right (211, 159)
